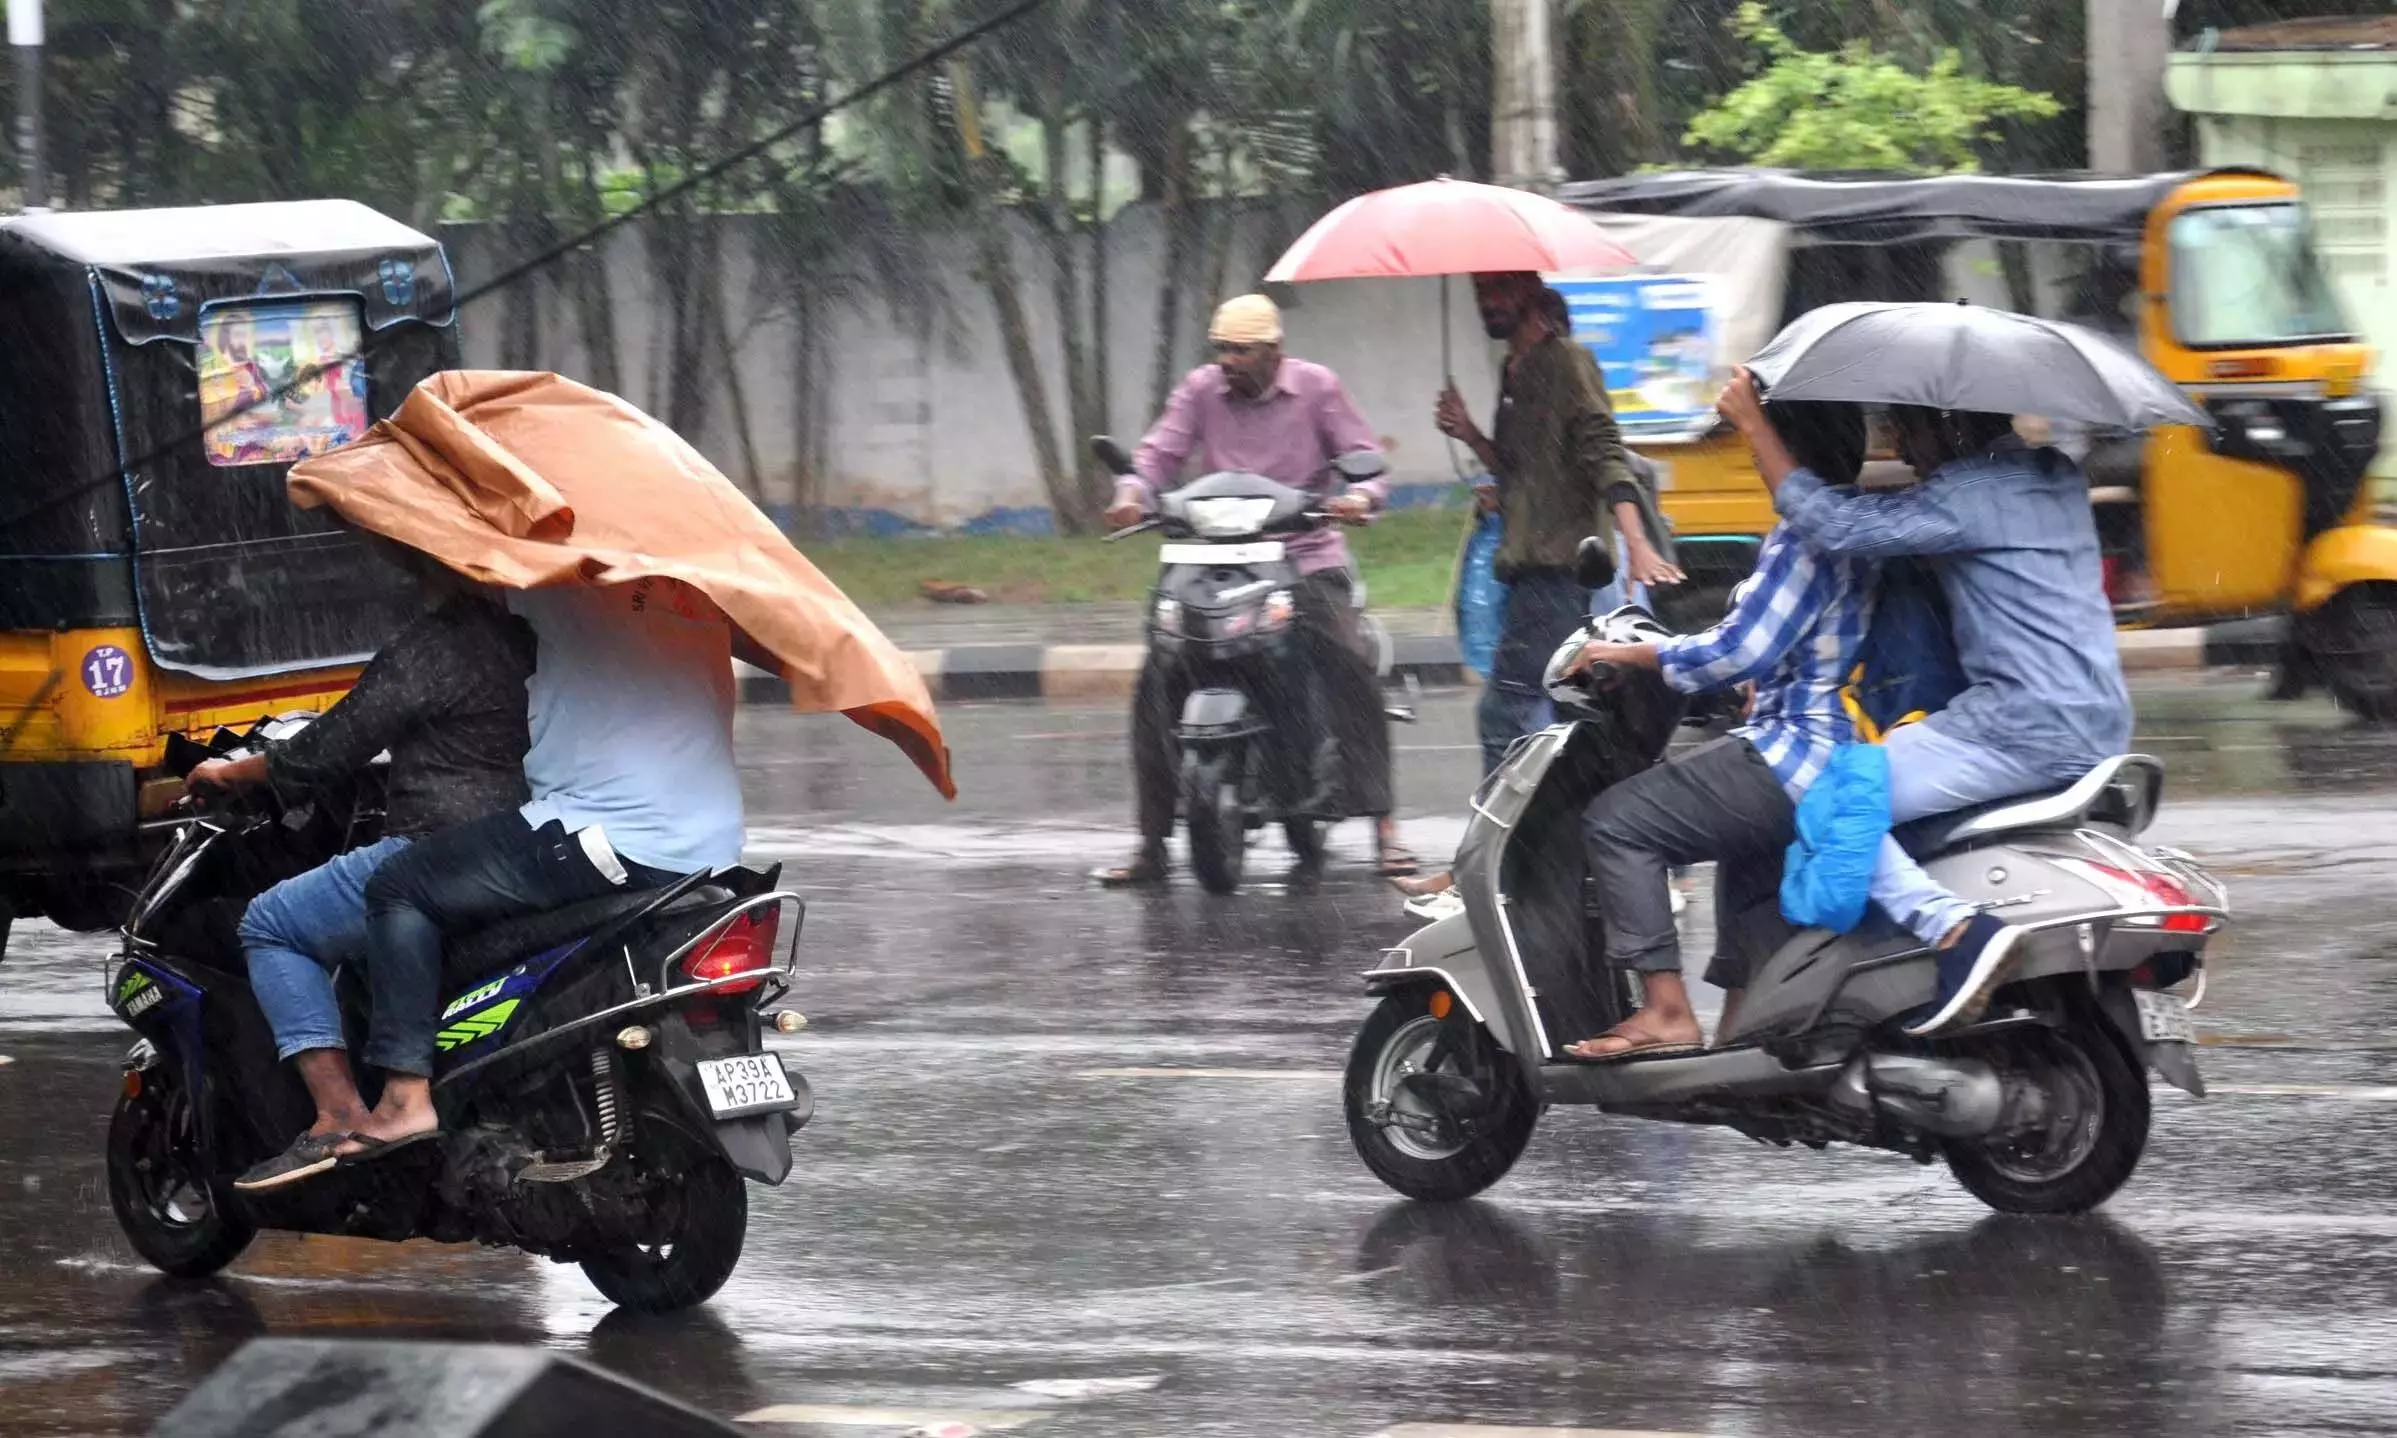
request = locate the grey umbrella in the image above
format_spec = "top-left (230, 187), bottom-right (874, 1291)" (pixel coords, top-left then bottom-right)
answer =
top-left (1747, 301), bottom-right (2213, 430)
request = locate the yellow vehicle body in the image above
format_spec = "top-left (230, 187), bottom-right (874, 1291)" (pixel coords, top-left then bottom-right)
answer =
top-left (1574, 167), bottom-right (2393, 712)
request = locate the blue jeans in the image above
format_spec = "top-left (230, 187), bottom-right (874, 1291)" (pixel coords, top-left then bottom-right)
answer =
top-left (362, 811), bottom-right (678, 1076)
top-left (239, 836), bottom-right (414, 1063)
top-left (1873, 722), bottom-right (2055, 944)
top-left (1478, 569), bottom-right (1592, 773)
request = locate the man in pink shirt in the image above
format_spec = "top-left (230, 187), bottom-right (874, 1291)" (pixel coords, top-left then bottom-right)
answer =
top-left (1093, 294), bottom-right (1415, 885)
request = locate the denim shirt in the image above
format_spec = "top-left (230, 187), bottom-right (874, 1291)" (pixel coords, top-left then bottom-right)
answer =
top-left (1772, 441), bottom-right (2131, 782)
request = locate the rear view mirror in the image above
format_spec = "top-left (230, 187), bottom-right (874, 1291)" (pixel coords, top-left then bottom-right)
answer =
top-left (1334, 450), bottom-right (1389, 481)
top-left (1090, 436), bottom-right (1136, 476)
top-left (1575, 535), bottom-right (1617, 592)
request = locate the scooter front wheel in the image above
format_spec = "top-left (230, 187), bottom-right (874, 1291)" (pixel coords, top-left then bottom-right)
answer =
top-left (1344, 992), bottom-right (1537, 1202)
top-left (106, 1079), bottom-right (255, 1278)
top-left (1183, 752), bottom-right (1247, 895)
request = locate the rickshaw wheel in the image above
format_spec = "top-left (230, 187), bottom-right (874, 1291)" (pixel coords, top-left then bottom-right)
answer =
top-left (2310, 583), bottom-right (2397, 722)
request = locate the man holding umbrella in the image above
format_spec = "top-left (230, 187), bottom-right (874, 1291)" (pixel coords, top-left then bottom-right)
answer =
top-left (1436, 271), bottom-right (1684, 771)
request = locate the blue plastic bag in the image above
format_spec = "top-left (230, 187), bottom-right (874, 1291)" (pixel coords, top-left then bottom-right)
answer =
top-left (1780, 742), bottom-right (1891, 932)
top-left (1457, 508), bottom-right (1509, 680)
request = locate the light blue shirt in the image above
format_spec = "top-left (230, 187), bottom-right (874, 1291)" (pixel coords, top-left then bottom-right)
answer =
top-left (511, 581), bottom-right (745, 874)
top-left (1772, 441), bottom-right (2132, 782)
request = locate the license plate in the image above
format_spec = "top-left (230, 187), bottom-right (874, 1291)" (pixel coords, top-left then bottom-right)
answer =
top-left (2133, 989), bottom-right (2197, 1044)
top-left (696, 1053), bottom-right (798, 1117)
top-left (1158, 541), bottom-right (1284, 567)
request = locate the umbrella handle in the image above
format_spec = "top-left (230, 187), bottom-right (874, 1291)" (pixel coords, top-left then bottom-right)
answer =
top-left (1441, 273), bottom-right (1472, 483)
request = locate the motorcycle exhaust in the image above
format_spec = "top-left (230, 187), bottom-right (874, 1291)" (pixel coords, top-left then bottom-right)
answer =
top-left (1827, 1053), bottom-right (2010, 1138)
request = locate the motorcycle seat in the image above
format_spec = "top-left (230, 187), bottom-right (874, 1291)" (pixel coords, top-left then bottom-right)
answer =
top-left (441, 884), bottom-right (732, 985)
top-left (1894, 754), bottom-right (2162, 859)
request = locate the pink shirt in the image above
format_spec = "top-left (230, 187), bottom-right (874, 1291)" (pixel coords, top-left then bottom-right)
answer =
top-left (1128, 358), bottom-right (1386, 575)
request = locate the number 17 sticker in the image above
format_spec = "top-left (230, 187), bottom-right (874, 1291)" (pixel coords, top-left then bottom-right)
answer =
top-left (81, 645), bottom-right (134, 699)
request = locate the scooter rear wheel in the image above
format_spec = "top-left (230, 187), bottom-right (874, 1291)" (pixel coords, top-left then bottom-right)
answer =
top-left (578, 1156), bottom-right (748, 1313)
top-left (1345, 992), bottom-right (1537, 1203)
top-left (1943, 1018), bottom-right (2149, 1215)
top-left (106, 1081), bottom-right (255, 1278)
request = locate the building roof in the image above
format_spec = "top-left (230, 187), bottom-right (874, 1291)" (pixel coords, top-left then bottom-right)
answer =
top-left (2204, 17), bottom-right (2397, 52)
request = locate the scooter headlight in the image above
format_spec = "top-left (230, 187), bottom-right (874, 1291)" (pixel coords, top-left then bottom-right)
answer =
top-left (1261, 589), bottom-right (1296, 631)
top-left (1153, 597), bottom-right (1184, 636)
top-left (1185, 496), bottom-right (1275, 538)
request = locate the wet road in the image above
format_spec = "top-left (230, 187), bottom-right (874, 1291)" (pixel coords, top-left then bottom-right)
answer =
top-left (4, 675), bottom-right (2397, 1437)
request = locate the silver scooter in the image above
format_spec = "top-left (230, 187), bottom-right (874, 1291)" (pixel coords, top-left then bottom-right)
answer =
top-left (1345, 542), bottom-right (2225, 1215)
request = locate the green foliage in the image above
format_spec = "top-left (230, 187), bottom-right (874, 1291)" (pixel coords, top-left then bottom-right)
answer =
top-left (1682, 2), bottom-right (2063, 173)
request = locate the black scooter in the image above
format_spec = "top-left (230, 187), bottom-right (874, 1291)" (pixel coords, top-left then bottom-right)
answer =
top-left (103, 719), bottom-right (813, 1312)
top-left (1095, 436), bottom-right (1392, 894)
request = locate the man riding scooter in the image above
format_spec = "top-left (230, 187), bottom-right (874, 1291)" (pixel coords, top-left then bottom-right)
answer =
top-left (1561, 399), bottom-right (1876, 1060)
top-left (1093, 294), bottom-right (1415, 884)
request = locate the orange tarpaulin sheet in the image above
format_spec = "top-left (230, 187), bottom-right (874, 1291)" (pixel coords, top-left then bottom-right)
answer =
top-left (289, 370), bottom-right (954, 798)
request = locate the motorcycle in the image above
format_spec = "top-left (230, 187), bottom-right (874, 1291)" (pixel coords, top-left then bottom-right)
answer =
top-left (1095, 435), bottom-right (1402, 894)
top-left (1345, 541), bottom-right (2225, 1215)
top-left (102, 718), bottom-right (813, 1312)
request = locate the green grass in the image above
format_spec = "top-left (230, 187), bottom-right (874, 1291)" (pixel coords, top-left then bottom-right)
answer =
top-left (806, 505), bottom-right (1473, 610)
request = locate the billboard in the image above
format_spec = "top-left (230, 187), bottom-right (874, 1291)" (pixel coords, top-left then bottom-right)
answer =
top-left (1549, 275), bottom-right (1719, 434)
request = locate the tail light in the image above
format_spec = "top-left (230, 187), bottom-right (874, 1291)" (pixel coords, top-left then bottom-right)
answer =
top-left (2056, 858), bottom-right (2212, 933)
top-left (681, 907), bottom-right (782, 994)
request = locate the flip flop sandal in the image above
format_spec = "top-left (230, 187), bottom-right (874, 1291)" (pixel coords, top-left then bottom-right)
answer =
top-left (334, 1128), bottom-right (443, 1168)
top-left (234, 1131), bottom-right (350, 1193)
top-left (1092, 859), bottom-right (1167, 888)
top-left (1559, 1037), bottom-right (1708, 1066)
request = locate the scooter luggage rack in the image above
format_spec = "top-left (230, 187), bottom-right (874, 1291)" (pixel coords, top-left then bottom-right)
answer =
top-left (437, 889), bottom-right (806, 1091)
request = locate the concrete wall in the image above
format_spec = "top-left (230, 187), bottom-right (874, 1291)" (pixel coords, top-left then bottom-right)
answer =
top-left (441, 204), bottom-right (1495, 533)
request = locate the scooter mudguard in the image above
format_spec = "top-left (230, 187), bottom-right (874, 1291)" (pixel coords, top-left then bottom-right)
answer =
top-left (1365, 911), bottom-right (1521, 1055)
top-left (2095, 985), bottom-right (2206, 1098)
top-left (1179, 687), bottom-right (1255, 741)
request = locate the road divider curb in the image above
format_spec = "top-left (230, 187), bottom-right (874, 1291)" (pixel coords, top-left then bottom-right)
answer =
top-left (735, 616), bottom-right (2286, 705)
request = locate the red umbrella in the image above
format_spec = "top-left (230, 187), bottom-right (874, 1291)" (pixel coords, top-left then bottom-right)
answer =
top-left (1264, 177), bottom-right (1637, 283)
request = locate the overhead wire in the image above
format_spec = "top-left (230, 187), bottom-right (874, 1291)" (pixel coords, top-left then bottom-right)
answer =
top-left (0, 0), bottom-right (1052, 533)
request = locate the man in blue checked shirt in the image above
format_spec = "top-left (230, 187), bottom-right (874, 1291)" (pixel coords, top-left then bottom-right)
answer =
top-left (1558, 400), bottom-right (1876, 1061)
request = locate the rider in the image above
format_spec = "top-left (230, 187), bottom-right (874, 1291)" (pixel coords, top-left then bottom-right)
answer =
top-left (1721, 370), bottom-right (2132, 1036)
top-left (195, 544), bottom-right (535, 1192)
top-left (1560, 399), bottom-right (1876, 1060)
top-left (311, 574), bottom-right (755, 1171)
top-left (1093, 293), bottom-right (1414, 884)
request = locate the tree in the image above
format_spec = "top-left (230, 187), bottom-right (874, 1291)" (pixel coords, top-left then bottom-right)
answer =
top-left (1684, 3), bottom-right (2063, 173)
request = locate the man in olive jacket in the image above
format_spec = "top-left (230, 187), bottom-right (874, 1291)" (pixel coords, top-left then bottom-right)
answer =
top-left (1437, 272), bottom-right (1682, 771)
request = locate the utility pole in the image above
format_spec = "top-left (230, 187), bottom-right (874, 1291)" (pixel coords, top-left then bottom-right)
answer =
top-left (2087, 0), bottom-right (2172, 174)
top-left (1491, 0), bottom-right (1561, 192)
top-left (7, 0), bottom-right (41, 208)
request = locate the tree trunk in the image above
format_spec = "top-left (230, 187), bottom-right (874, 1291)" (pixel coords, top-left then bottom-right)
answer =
top-left (1490, 0), bottom-right (1561, 191)
top-left (980, 223), bottom-right (1089, 532)
top-left (710, 272), bottom-right (765, 502)
top-left (1147, 119), bottom-right (1195, 419)
top-left (791, 284), bottom-right (821, 536)
top-left (1088, 116), bottom-right (1111, 443)
top-left (1040, 80), bottom-right (1102, 511)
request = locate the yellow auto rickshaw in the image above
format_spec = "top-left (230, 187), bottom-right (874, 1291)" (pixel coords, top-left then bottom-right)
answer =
top-left (1562, 168), bottom-right (2390, 712)
top-left (0, 200), bottom-right (460, 945)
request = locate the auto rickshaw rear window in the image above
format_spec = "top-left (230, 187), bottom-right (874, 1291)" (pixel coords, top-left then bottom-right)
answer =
top-left (2169, 204), bottom-right (2351, 349)
top-left (198, 298), bottom-right (370, 467)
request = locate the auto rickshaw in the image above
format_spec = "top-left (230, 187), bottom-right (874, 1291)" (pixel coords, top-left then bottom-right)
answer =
top-left (0, 200), bottom-right (458, 948)
top-left (1562, 168), bottom-right (2391, 713)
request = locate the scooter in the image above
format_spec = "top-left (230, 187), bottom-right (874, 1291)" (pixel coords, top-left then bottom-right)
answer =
top-left (1094, 436), bottom-right (1401, 894)
top-left (1345, 542), bottom-right (2225, 1215)
top-left (103, 718), bottom-right (813, 1311)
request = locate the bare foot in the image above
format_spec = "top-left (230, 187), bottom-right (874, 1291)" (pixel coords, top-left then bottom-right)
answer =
top-left (1565, 1012), bottom-right (1704, 1060)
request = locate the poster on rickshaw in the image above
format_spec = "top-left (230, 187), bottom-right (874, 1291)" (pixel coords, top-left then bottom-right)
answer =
top-left (197, 298), bottom-right (372, 467)
top-left (1549, 275), bottom-right (1719, 435)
